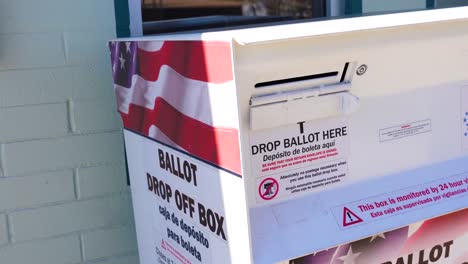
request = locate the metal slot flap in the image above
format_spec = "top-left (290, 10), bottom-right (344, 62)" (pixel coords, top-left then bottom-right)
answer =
top-left (250, 83), bottom-right (358, 130)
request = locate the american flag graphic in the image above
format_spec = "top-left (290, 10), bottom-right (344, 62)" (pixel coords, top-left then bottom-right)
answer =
top-left (109, 40), bottom-right (241, 175)
top-left (290, 209), bottom-right (468, 264)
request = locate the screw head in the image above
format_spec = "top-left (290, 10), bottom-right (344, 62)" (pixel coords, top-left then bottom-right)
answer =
top-left (356, 64), bottom-right (367, 76)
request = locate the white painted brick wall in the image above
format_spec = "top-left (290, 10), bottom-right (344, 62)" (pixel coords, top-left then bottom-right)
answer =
top-left (0, 236), bottom-right (82, 264)
top-left (93, 255), bottom-right (140, 264)
top-left (10, 194), bottom-right (133, 242)
top-left (0, 170), bottom-right (75, 210)
top-left (0, 215), bottom-right (8, 246)
top-left (1, 0), bottom-right (115, 34)
top-left (0, 67), bottom-right (115, 107)
top-left (78, 165), bottom-right (128, 198)
top-left (0, 0), bottom-right (138, 263)
top-left (82, 225), bottom-right (137, 261)
top-left (4, 132), bottom-right (125, 176)
top-left (74, 100), bottom-right (122, 133)
top-left (0, 103), bottom-right (69, 142)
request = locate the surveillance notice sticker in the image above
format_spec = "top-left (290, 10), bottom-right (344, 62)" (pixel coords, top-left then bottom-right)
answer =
top-left (250, 118), bottom-right (349, 203)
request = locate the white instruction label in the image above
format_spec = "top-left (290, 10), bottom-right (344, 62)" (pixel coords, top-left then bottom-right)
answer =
top-left (250, 118), bottom-right (349, 204)
top-left (379, 119), bottom-right (431, 142)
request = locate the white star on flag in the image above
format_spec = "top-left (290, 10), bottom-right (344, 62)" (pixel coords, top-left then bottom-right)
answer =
top-left (312, 247), bottom-right (331, 256)
top-left (338, 246), bottom-right (361, 264)
top-left (119, 53), bottom-right (126, 70)
top-left (369, 232), bottom-right (386, 243)
top-left (125, 41), bottom-right (131, 53)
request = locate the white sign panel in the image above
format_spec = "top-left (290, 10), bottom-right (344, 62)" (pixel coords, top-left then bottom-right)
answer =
top-left (250, 117), bottom-right (349, 203)
top-left (124, 130), bottom-right (233, 264)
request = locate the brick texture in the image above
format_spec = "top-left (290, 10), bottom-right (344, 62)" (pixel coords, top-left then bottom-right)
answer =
top-left (0, 103), bottom-right (69, 142)
top-left (10, 194), bottom-right (132, 242)
top-left (0, 33), bottom-right (66, 70)
top-left (0, 214), bottom-right (8, 246)
top-left (78, 165), bottom-right (128, 198)
top-left (73, 100), bottom-right (121, 133)
top-left (0, 67), bottom-right (115, 107)
top-left (82, 225), bottom-right (138, 260)
top-left (93, 254), bottom-right (140, 264)
top-left (4, 132), bottom-right (125, 176)
top-left (0, 235), bottom-right (82, 264)
top-left (0, 0), bottom-right (115, 34)
top-left (0, 0), bottom-right (138, 263)
top-left (0, 170), bottom-right (75, 210)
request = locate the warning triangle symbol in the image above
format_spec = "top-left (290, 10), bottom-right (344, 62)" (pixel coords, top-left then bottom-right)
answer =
top-left (342, 207), bottom-right (363, 227)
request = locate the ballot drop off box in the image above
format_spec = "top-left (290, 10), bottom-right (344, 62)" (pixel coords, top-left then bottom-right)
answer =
top-left (109, 7), bottom-right (468, 264)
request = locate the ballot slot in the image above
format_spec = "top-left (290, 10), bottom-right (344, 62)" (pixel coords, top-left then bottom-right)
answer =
top-left (250, 62), bottom-right (359, 130)
top-left (254, 71), bottom-right (339, 88)
top-left (250, 62), bottom-right (354, 99)
top-left (254, 62), bottom-right (350, 90)
top-left (250, 62), bottom-right (354, 106)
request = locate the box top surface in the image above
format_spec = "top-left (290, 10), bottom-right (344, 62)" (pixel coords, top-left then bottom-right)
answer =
top-left (115, 6), bottom-right (468, 45)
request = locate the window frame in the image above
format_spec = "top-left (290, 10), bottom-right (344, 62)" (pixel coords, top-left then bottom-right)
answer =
top-left (115, 0), bottom-right (143, 37)
top-left (116, 0), bottom-right (449, 37)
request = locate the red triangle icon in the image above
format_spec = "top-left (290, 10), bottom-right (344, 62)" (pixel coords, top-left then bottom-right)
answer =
top-left (342, 207), bottom-right (363, 227)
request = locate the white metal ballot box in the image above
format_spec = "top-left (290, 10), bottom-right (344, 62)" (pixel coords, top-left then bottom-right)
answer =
top-left (109, 7), bottom-right (468, 264)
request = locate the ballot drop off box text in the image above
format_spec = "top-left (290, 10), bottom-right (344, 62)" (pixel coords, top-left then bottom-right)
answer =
top-left (109, 7), bottom-right (468, 264)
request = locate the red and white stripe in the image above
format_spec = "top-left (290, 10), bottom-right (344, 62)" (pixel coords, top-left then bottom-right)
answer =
top-left (402, 208), bottom-right (468, 262)
top-left (115, 66), bottom-right (238, 128)
top-left (114, 40), bottom-right (242, 175)
top-left (137, 40), bottom-right (234, 84)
